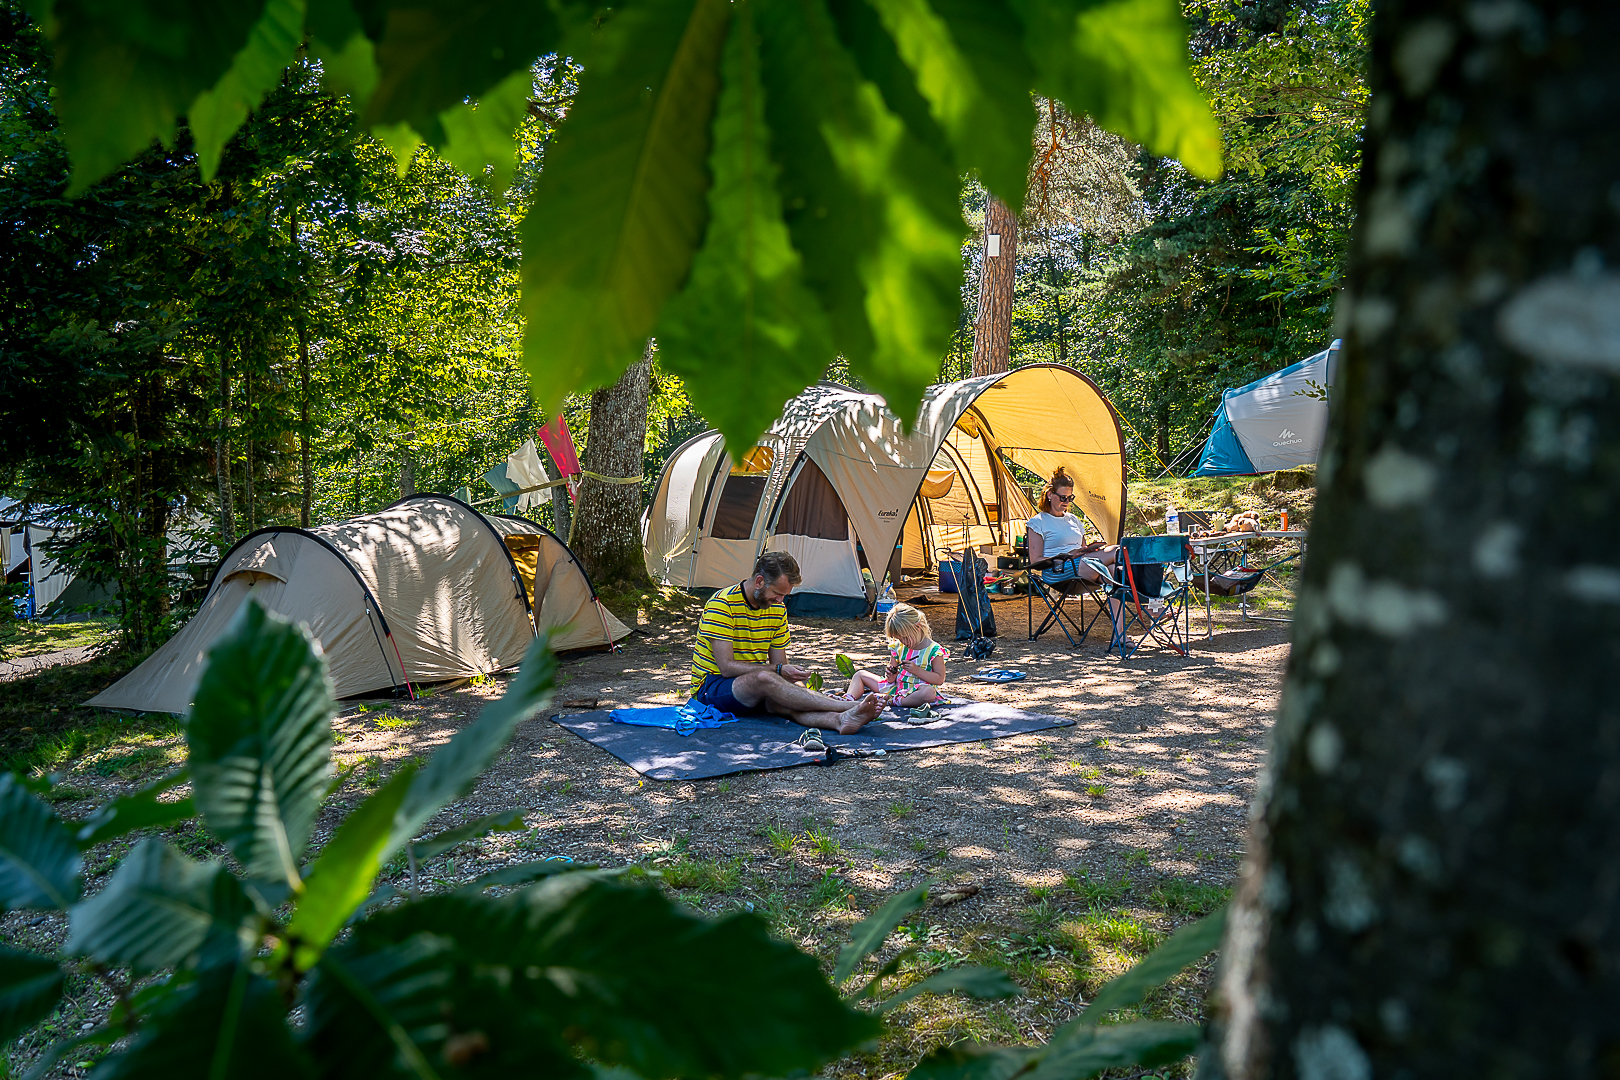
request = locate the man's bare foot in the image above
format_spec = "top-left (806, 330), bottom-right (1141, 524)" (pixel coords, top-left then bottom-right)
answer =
top-left (837, 693), bottom-right (889, 734)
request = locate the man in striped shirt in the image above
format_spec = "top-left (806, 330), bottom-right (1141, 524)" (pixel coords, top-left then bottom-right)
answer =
top-left (691, 550), bottom-right (889, 733)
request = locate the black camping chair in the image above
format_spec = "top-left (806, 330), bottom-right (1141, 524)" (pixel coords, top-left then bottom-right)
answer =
top-left (1026, 554), bottom-right (1109, 648)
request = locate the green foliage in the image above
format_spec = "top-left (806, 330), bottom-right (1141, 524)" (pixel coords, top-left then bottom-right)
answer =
top-left (1, 598), bottom-right (889, 1080)
top-left (65, 839), bottom-right (254, 970)
top-left (836, 884), bottom-right (927, 984)
top-left (0, 948), bottom-right (62, 1044)
top-left (1079, 906), bottom-right (1224, 1019)
top-left (186, 601), bottom-right (336, 885)
top-left (0, 772), bottom-right (81, 909)
top-left (19, 0), bottom-right (1220, 454)
top-left (654, 4), bottom-right (836, 450)
top-left (42, 0), bottom-right (270, 192)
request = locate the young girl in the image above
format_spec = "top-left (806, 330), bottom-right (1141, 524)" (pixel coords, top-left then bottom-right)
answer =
top-left (845, 604), bottom-right (948, 708)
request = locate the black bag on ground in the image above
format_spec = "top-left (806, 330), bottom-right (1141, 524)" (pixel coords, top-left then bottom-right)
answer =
top-left (953, 552), bottom-right (998, 640)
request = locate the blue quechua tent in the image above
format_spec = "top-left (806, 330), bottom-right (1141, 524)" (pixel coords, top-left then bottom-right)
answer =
top-left (1192, 340), bottom-right (1341, 476)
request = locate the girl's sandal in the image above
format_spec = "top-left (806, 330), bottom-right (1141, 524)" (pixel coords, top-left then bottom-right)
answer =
top-left (796, 729), bottom-right (828, 752)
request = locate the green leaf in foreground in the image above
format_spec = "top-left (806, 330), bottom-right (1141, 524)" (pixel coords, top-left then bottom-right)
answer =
top-left (522, 0), bottom-right (731, 414)
top-left (861, 0), bottom-right (1037, 210)
top-left (656, 2), bottom-right (837, 453)
top-left (453, 858), bottom-right (589, 895)
top-left (66, 840), bottom-right (253, 971)
top-left (363, 0), bottom-right (562, 144)
top-left (0, 772), bottom-right (81, 910)
top-left (834, 884), bottom-right (927, 984)
top-left (408, 807), bottom-right (528, 861)
top-left (46, 0), bottom-right (269, 193)
top-left (878, 965), bottom-right (1019, 1012)
top-left (1076, 905), bottom-right (1225, 1021)
top-left (92, 957), bottom-right (311, 1080)
top-left (1013, 0), bottom-right (1221, 180)
top-left (0, 947), bottom-right (64, 1044)
top-left (283, 766), bottom-right (415, 970)
top-left (318, 874), bottom-right (879, 1079)
top-left (906, 1042), bottom-right (1037, 1080)
top-left (386, 636), bottom-right (557, 853)
top-left (187, 0), bottom-right (306, 181)
top-left (756, 0), bottom-right (964, 424)
top-left (75, 769), bottom-right (194, 849)
top-left (835, 653), bottom-right (857, 678)
top-left (1024, 1020), bottom-right (1200, 1080)
top-left (186, 600), bottom-right (335, 886)
top-left (436, 66), bottom-right (536, 194)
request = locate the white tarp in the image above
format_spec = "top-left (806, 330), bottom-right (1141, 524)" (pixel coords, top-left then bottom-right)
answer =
top-left (503, 439), bottom-right (552, 512)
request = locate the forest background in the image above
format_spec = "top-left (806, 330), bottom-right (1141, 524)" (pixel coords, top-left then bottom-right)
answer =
top-left (0, 0), bottom-right (1367, 649)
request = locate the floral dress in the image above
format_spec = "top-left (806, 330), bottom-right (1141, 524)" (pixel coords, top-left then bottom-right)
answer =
top-left (890, 640), bottom-right (946, 696)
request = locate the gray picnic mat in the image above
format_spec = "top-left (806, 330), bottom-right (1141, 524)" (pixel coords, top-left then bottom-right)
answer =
top-left (548, 699), bottom-right (1074, 781)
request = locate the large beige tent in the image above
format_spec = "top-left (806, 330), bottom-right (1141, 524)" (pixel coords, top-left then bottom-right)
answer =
top-left (90, 494), bottom-right (630, 714)
top-left (643, 365), bottom-right (1126, 616)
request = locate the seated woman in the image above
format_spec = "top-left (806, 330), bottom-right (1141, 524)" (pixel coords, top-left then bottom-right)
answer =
top-left (1025, 466), bottom-right (1121, 586)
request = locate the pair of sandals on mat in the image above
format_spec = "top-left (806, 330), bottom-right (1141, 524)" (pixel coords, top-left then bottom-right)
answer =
top-left (795, 728), bottom-right (888, 755)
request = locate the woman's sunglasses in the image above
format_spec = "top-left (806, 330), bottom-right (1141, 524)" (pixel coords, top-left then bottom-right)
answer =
top-left (1053, 493), bottom-right (1074, 503)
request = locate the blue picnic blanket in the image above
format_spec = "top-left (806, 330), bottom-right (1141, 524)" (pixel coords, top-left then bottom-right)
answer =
top-left (608, 699), bottom-right (738, 737)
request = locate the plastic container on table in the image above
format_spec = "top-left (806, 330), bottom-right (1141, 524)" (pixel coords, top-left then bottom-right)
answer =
top-left (938, 559), bottom-right (960, 593)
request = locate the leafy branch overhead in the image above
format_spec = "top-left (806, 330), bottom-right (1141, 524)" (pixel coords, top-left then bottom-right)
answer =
top-left (26, 0), bottom-right (1219, 451)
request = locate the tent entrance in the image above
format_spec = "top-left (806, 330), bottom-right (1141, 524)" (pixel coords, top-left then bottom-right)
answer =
top-left (902, 414), bottom-right (1034, 571)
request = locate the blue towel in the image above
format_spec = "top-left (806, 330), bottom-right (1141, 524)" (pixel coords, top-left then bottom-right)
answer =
top-left (609, 699), bottom-right (739, 737)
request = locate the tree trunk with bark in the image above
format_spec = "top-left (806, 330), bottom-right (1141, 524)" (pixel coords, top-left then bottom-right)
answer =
top-left (297, 317), bottom-right (312, 527)
top-left (971, 194), bottom-right (1018, 378)
top-left (293, 208), bottom-right (313, 528)
top-left (399, 428), bottom-right (416, 499)
top-left (573, 344), bottom-right (653, 587)
top-left (1211, 1), bottom-right (1620, 1076)
top-left (242, 360), bottom-right (254, 531)
top-left (215, 344), bottom-right (235, 548)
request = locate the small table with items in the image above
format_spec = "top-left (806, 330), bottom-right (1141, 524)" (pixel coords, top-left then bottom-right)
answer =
top-left (1186, 529), bottom-right (1308, 638)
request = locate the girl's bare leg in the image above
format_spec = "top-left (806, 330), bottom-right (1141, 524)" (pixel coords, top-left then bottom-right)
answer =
top-left (845, 671), bottom-right (883, 699)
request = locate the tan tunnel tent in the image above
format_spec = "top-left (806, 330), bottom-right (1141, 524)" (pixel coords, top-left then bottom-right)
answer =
top-left (643, 365), bottom-right (1126, 617)
top-left (90, 494), bottom-right (630, 715)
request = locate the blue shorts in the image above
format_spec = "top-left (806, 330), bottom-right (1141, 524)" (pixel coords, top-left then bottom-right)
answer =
top-left (691, 673), bottom-right (774, 718)
top-left (1040, 553), bottom-right (1089, 584)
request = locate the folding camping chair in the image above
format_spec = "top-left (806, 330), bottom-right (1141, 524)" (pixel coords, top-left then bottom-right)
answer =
top-left (1026, 554), bottom-right (1109, 648)
top-left (1089, 534), bottom-right (1194, 659)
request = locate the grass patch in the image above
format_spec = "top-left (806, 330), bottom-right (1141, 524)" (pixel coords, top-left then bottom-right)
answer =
top-left (1064, 871), bottom-right (1130, 907)
top-left (811, 871), bottom-right (853, 909)
top-left (0, 647), bottom-right (164, 775)
top-left (1, 618), bottom-right (117, 660)
top-left (659, 855), bottom-right (742, 894)
top-left (763, 824), bottom-right (796, 854)
top-left (1084, 783), bottom-right (1107, 798)
top-left (371, 713), bottom-right (416, 730)
top-left (888, 800), bottom-right (916, 818)
top-left (805, 828), bottom-right (841, 857)
top-left (1149, 878), bottom-right (1232, 916)
top-left (89, 744), bottom-right (174, 778)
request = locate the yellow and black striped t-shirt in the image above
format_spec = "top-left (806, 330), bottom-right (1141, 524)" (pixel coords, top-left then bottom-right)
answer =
top-left (690, 582), bottom-right (790, 693)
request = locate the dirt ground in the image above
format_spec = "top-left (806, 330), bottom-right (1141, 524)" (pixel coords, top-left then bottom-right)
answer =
top-left (2, 590), bottom-right (1289, 1078)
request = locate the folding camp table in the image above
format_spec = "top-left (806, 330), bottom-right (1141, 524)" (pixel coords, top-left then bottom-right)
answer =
top-left (1187, 529), bottom-right (1307, 638)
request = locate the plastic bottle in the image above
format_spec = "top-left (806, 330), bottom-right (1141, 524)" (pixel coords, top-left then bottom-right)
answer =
top-left (1166, 506), bottom-right (1181, 534)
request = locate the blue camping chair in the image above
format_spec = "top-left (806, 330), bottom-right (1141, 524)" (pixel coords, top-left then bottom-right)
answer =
top-left (1090, 535), bottom-right (1194, 659)
top-left (1025, 553), bottom-right (1110, 648)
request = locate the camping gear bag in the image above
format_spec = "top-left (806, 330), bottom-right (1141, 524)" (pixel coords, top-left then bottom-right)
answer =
top-left (953, 552), bottom-right (997, 640)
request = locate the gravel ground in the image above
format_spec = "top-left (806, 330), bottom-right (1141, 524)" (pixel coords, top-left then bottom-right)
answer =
top-left (1, 590), bottom-right (1289, 1078)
